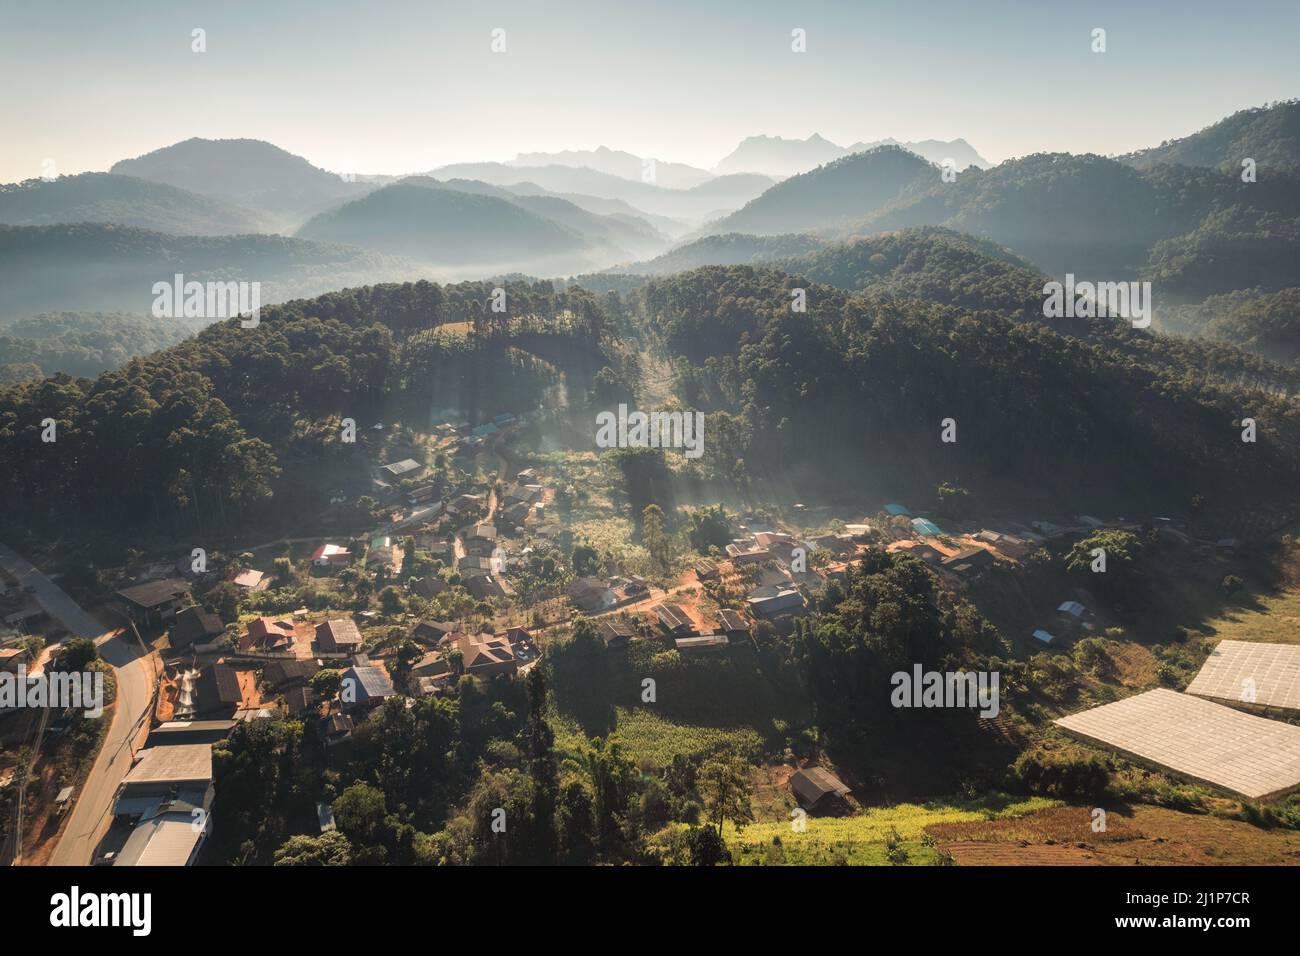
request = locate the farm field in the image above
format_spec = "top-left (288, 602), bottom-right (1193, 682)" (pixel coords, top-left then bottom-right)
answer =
top-left (718, 795), bottom-right (1057, 866)
top-left (927, 804), bottom-right (1300, 865)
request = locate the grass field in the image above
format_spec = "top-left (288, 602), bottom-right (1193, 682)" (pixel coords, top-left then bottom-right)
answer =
top-left (1198, 585), bottom-right (1300, 645)
top-left (549, 639), bottom-right (807, 766)
top-left (552, 707), bottom-right (764, 768)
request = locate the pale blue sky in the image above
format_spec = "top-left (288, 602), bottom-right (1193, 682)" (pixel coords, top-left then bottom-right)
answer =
top-left (1, 0), bottom-right (1297, 182)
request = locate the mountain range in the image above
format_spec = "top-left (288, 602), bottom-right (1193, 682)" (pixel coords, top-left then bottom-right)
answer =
top-left (700, 145), bottom-right (937, 237)
top-left (295, 177), bottom-right (660, 274)
top-left (711, 133), bottom-right (990, 177)
top-left (507, 146), bottom-right (714, 189)
top-left (110, 137), bottom-right (373, 230)
top-left (424, 161), bottom-right (774, 222)
top-left (3, 100), bottom-right (1299, 375)
top-left (0, 173), bottom-right (272, 236)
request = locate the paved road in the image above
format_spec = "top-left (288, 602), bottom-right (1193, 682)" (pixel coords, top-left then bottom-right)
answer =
top-left (0, 544), bottom-right (102, 641)
top-left (48, 627), bottom-right (152, 866)
top-left (0, 544), bottom-right (155, 866)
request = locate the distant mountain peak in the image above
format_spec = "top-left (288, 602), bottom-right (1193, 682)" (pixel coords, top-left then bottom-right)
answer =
top-left (713, 133), bottom-right (989, 178)
top-left (505, 147), bottom-right (713, 189)
top-left (110, 136), bottom-right (369, 227)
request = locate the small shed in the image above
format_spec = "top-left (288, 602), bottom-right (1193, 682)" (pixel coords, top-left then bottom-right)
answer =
top-left (790, 767), bottom-right (852, 810)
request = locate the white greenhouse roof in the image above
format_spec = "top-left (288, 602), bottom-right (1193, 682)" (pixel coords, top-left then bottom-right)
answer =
top-left (1054, 688), bottom-right (1300, 801)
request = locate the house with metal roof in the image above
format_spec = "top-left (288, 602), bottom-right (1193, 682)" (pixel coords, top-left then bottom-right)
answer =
top-left (653, 603), bottom-right (694, 636)
top-left (340, 664), bottom-right (396, 711)
top-left (675, 634), bottom-right (728, 653)
top-left (1057, 600), bottom-right (1087, 620)
top-left (381, 458), bottom-right (422, 478)
top-left (196, 663), bottom-right (242, 718)
top-left (716, 609), bottom-right (752, 639)
top-left (746, 584), bottom-right (805, 618)
top-left (596, 618), bottom-right (636, 649)
top-left (169, 606), bottom-right (224, 649)
top-left (115, 578), bottom-right (191, 627)
top-left (458, 632), bottom-right (517, 679)
top-left (114, 799), bottom-right (211, 866)
top-left (911, 517), bottom-right (942, 537)
top-left (316, 618), bottom-right (363, 654)
top-left (115, 743), bottom-right (213, 812)
top-left (790, 767), bottom-right (852, 810)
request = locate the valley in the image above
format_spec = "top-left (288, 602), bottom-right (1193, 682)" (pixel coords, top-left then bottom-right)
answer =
top-left (2, 4), bottom-right (1299, 895)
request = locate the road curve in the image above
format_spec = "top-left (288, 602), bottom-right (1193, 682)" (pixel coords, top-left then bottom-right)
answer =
top-left (0, 544), bottom-right (155, 866)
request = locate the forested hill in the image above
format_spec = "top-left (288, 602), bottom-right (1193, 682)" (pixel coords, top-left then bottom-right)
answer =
top-left (1161, 287), bottom-right (1300, 367)
top-left (856, 153), bottom-right (1300, 297)
top-left (110, 137), bottom-right (371, 224)
top-left (1119, 100), bottom-right (1300, 171)
top-left (643, 265), bottom-right (1300, 518)
top-left (0, 311), bottom-right (207, 383)
top-left (775, 227), bottom-right (1045, 315)
top-left (702, 146), bottom-right (935, 236)
top-left (0, 280), bottom-right (629, 550)
top-left (295, 181), bottom-right (593, 270)
top-left (0, 173), bottom-right (271, 236)
top-left (0, 223), bottom-right (413, 321)
top-left (619, 232), bottom-right (826, 275)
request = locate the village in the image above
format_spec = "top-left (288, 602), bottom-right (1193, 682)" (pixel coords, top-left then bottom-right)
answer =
top-left (0, 402), bottom-right (1291, 869)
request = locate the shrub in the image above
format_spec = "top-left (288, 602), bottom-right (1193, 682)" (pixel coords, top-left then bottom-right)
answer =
top-left (1010, 747), bottom-right (1110, 801)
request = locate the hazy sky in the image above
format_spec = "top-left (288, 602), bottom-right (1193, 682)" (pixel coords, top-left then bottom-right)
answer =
top-left (2, 0), bottom-right (1297, 183)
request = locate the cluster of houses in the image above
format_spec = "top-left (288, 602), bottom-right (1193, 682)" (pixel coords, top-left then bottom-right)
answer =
top-left (108, 630), bottom-right (404, 866)
top-left (566, 574), bottom-right (650, 614)
top-left (720, 530), bottom-right (814, 618)
top-left (652, 602), bottom-right (753, 653)
top-left (106, 589), bottom-right (553, 865)
top-left (409, 620), bottom-right (539, 689)
top-left (365, 412), bottom-right (526, 526)
top-left (429, 412), bottom-right (521, 452)
top-left (553, 503), bottom-right (1170, 660)
top-left (499, 470), bottom-right (546, 530)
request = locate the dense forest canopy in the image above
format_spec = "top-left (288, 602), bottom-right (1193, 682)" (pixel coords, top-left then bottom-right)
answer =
top-left (0, 311), bottom-right (207, 383)
top-left (641, 264), bottom-right (1300, 519)
top-left (1119, 99), bottom-right (1300, 171)
top-left (0, 279), bottom-right (629, 548)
